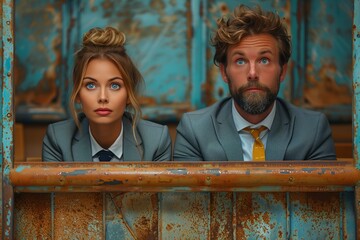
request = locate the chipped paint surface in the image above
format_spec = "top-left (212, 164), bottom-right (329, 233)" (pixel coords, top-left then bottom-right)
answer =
top-left (13, 0), bottom-right (353, 123)
top-left (354, 0), bottom-right (360, 170)
top-left (1, 0), bottom-right (14, 239)
top-left (12, 191), bottom-right (356, 239)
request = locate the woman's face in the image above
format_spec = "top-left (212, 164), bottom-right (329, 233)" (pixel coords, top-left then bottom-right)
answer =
top-left (78, 58), bottom-right (128, 129)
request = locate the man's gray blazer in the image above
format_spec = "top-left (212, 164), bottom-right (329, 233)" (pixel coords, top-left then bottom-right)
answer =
top-left (174, 97), bottom-right (336, 161)
top-left (42, 113), bottom-right (172, 162)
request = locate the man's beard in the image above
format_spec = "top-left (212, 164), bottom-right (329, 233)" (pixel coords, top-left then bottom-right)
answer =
top-left (230, 81), bottom-right (279, 115)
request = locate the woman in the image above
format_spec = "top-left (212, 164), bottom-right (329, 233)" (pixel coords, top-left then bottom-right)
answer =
top-left (42, 27), bottom-right (171, 162)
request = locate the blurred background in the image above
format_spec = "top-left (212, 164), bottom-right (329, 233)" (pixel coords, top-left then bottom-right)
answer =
top-left (13, 0), bottom-right (353, 161)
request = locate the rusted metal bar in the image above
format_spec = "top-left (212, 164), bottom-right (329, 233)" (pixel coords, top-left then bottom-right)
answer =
top-left (353, 0), bottom-right (360, 235)
top-left (354, 0), bottom-right (360, 170)
top-left (1, 0), bottom-right (14, 239)
top-left (9, 160), bottom-right (360, 192)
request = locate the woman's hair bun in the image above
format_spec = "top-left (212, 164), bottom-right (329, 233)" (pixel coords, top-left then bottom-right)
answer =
top-left (82, 27), bottom-right (126, 47)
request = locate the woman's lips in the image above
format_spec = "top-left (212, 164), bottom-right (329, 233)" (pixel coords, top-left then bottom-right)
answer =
top-left (95, 108), bottom-right (112, 116)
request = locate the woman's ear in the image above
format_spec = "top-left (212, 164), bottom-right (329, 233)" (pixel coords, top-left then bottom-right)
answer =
top-left (75, 95), bottom-right (81, 103)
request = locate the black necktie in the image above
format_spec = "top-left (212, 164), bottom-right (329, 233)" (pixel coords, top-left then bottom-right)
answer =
top-left (97, 150), bottom-right (115, 162)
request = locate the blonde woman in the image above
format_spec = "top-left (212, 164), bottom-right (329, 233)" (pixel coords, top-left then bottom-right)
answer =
top-left (42, 27), bottom-right (171, 162)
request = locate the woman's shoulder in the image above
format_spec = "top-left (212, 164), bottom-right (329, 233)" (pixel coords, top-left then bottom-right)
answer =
top-left (46, 114), bottom-right (87, 133)
top-left (137, 119), bottom-right (168, 130)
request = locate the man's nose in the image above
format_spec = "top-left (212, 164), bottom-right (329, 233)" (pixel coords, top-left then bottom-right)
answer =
top-left (247, 62), bottom-right (259, 81)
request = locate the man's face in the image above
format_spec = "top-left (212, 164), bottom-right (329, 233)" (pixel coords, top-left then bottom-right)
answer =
top-left (220, 34), bottom-right (287, 118)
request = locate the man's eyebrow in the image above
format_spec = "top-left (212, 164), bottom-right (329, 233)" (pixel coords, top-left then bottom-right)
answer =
top-left (230, 51), bottom-right (245, 57)
top-left (259, 49), bottom-right (274, 55)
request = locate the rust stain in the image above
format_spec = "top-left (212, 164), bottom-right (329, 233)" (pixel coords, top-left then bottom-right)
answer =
top-left (290, 192), bottom-right (341, 236)
top-left (15, 3), bottom-right (63, 108)
top-left (210, 192), bottom-right (233, 239)
top-left (304, 64), bottom-right (352, 108)
top-left (54, 193), bottom-right (103, 239)
top-left (14, 193), bottom-right (52, 239)
top-left (166, 223), bottom-right (174, 231)
top-left (150, 0), bottom-right (165, 11)
top-left (133, 193), bottom-right (159, 239)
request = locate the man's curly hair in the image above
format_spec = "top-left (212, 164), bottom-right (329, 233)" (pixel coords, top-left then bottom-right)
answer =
top-left (211, 5), bottom-right (291, 67)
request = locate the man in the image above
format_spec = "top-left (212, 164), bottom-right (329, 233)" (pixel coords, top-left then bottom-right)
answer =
top-left (173, 5), bottom-right (336, 161)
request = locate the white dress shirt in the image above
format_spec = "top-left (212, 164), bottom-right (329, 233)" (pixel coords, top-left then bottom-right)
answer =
top-left (90, 123), bottom-right (124, 162)
top-left (231, 99), bottom-right (276, 161)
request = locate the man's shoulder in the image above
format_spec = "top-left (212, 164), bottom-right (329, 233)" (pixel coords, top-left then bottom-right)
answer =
top-left (183, 97), bottom-right (231, 119)
top-left (277, 98), bottom-right (325, 119)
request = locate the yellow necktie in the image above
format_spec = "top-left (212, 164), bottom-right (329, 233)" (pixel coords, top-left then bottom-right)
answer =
top-left (244, 126), bottom-right (267, 161)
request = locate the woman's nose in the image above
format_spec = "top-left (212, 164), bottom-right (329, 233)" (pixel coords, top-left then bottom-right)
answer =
top-left (98, 88), bottom-right (108, 103)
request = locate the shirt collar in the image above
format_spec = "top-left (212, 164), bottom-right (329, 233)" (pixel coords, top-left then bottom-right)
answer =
top-left (231, 99), bottom-right (276, 131)
top-left (90, 122), bottom-right (124, 159)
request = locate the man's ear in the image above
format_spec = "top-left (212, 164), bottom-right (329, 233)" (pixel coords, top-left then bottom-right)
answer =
top-left (279, 63), bottom-right (288, 83)
top-left (219, 64), bottom-right (229, 83)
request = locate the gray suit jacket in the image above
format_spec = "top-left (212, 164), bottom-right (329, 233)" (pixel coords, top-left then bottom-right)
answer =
top-left (174, 97), bottom-right (336, 161)
top-left (42, 113), bottom-right (172, 162)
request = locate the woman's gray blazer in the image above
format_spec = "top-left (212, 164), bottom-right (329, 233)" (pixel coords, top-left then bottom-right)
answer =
top-left (42, 113), bottom-right (172, 162)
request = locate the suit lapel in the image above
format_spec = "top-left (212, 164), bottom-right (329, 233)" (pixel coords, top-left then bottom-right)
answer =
top-left (72, 117), bottom-right (92, 162)
top-left (266, 100), bottom-right (293, 160)
top-left (123, 116), bottom-right (143, 161)
top-left (214, 99), bottom-right (244, 161)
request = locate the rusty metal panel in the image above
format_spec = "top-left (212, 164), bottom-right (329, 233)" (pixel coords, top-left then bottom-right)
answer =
top-left (14, 193), bottom-right (51, 239)
top-left (14, 0), bottom-right (67, 123)
top-left (161, 192), bottom-right (210, 238)
top-left (289, 192), bottom-right (355, 239)
top-left (13, 193), bottom-right (103, 239)
top-left (12, 191), bottom-right (357, 239)
top-left (106, 192), bottom-right (159, 239)
top-left (302, 0), bottom-right (353, 122)
top-left (9, 161), bottom-right (359, 238)
top-left (53, 193), bottom-right (103, 239)
top-left (209, 192), bottom-right (233, 239)
top-left (235, 192), bottom-right (287, 239)
top-left (13, 0), bottom-right (354, 122)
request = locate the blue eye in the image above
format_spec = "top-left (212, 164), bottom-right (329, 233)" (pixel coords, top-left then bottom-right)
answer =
top-left (110, 83), bottom-right (121, 90)
top-left (260, 58), bottom-right (269, 64)
top-left (86, 82), bottom-right (96, 90)
top-left (236, 59), bottom-right (245, 65)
